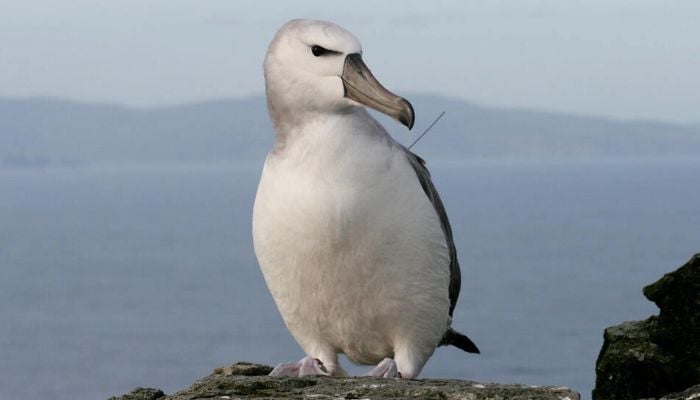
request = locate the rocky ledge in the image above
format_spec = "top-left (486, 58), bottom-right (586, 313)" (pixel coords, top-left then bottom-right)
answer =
top-left (593, 254), bottom-right (700, 400)
top-left (109, 362), bottom-right (580, 400)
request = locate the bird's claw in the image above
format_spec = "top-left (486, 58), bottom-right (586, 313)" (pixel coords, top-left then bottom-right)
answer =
top-left (365, 357), bottom-right (401, 378)
top-left (269, 356), bottom-right (330, 377)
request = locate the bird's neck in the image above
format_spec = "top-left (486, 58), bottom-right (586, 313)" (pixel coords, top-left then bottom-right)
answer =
top-left (269, 107), bottom-right (391, 156)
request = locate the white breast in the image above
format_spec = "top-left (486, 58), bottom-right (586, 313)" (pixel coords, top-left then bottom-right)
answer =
top-left (252, 112), bottom-right (451, 365)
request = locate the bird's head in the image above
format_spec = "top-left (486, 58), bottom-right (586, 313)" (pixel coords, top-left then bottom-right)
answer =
top-left (264, 19), bottom-right (415, 133)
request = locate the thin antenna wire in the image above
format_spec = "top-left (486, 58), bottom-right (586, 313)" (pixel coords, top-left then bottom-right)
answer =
top-left (408, 111), bottom-right (445, 150)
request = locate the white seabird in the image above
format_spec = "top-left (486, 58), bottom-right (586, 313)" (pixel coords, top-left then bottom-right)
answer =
top-left (252, 19), bottom-right (479, 379)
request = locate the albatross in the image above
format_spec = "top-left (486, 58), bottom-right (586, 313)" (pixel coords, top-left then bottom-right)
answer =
top-left (252, 19), bottom-right (479, 379)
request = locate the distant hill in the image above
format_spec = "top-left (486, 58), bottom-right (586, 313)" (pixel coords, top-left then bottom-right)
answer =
top-left (1, 95), bottom-right (699, 167)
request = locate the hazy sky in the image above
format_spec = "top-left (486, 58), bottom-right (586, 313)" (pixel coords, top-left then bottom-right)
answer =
top-left (2, 0), bottom-right (699, 122)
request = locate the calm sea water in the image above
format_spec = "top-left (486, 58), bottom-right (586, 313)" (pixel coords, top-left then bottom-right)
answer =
top-left (1, 159), bottom-right (698, 400)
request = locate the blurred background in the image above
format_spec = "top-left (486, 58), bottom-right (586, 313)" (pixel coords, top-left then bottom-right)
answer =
top-left (1, 1), bottom-right (699, 399)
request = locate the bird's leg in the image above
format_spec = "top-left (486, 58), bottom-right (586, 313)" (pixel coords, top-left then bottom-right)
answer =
top-left (393, 346), bottom-right (426, 379)
top-left (269, 356), bottom-right (330, 377)
top-left (364, 358), bottom-right (400, 378)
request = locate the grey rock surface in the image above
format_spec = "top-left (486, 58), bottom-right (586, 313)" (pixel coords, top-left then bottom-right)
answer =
top-left (593, 254), bottom-right (700, 400)
top-left (110, 362), bottom-right (581, 400)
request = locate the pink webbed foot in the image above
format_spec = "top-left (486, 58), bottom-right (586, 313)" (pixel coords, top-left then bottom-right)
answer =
top-left (269, 356), bottom-right (330, 377)
top-left (365, 358), bottom-right (401, 378)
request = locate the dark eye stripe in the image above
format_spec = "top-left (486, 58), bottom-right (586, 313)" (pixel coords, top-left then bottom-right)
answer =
top-left (311, 45), bottom-right (341, 57)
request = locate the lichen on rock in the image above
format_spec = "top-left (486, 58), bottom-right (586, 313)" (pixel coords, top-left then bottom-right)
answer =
top-left (110, 361), bottom-right (580, 400)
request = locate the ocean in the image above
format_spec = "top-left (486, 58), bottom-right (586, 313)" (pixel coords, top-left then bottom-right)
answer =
top-left (1, 159), bottom-right (698, 399)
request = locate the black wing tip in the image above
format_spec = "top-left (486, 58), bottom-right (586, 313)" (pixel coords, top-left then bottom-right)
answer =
top-left (440, 328), bottom-right (480, 354)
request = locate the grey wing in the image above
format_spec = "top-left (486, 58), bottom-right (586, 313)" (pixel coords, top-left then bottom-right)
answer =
top-left (402, 147), bottom-right (461, 316)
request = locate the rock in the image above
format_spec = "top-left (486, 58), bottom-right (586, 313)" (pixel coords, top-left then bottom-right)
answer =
top-left (643, 254), bottom-right (700, 359)
top-left (110, 361), bottom-right (581, 400)
top-left (659, 384), bottom-right (700, 400)
top-left (212, 361), bottom-right (274, 376)
top-left (593, 254), bottom-right (700, 400)
top-left (107, 387), bottom-right (165, 400)
top-left (592, 319), bottom-right (677, 400)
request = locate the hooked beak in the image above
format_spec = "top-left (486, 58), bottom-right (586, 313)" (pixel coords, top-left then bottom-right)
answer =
top-left (340, 53), bottom-right (415, 130)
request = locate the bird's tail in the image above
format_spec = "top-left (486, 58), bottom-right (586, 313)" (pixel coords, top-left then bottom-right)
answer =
top-left (439, 328), bottom-right (480, 354)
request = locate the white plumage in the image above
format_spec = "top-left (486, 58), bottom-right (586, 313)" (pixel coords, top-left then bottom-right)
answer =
top-left (252, 19), bottom-right (477, 379)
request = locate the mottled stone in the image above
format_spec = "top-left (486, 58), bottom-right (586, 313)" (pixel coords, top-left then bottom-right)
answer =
top-left (593, 319), bottom-right (677, 400)
top-left (110, 362), bottom-right (580, 400)
top-left (213, 361), bottom-right (274, 376)
top-left (108, 387), bottom-right (165, 400)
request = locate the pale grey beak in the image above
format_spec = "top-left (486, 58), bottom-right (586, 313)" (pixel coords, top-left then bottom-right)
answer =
top-left (340, 53), bottom-right (415, 130)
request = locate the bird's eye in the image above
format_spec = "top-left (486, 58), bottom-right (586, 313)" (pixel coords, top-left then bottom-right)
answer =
top-left (311, 45), bottom-right (328, 57)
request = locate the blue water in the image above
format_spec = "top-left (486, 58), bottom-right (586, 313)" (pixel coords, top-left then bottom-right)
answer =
top-left (0, 159), bottom-right (698, 400)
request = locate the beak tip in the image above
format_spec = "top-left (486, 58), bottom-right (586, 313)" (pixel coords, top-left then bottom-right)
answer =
top-left (400, 115), bottom-right (415, 130)
top-left (400, 98), bottom-right (415, 130)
